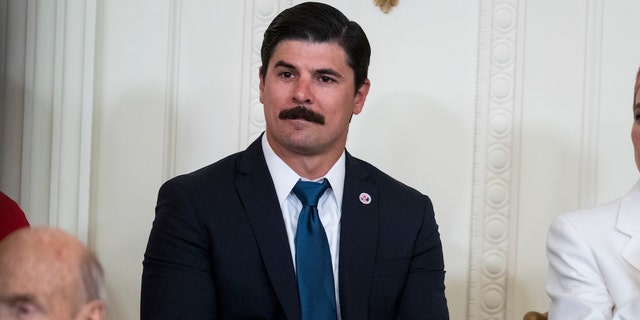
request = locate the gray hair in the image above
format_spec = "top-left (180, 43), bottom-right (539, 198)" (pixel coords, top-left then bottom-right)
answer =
top-left (80, 250), bottom-right (108, 304)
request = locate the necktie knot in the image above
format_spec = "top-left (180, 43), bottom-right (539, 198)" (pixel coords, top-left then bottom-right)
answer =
top-left (293, 179), bottom-right (330, 207)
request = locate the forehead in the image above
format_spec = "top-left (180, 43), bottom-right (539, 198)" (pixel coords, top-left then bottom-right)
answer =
top-left (0, 256), bottom-right (80, 319)
top-left (268, 40), bottom-right (349, 69)
top-left (0, 231), bottom-right (84, 316)
top-left (0, 247), bottom-right (79, 293)
top-left (0, 266), bottom-right (75, 319)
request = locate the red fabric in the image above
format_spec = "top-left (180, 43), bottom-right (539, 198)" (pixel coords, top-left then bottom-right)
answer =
top-left (0, 191), bottom-right (30, 241)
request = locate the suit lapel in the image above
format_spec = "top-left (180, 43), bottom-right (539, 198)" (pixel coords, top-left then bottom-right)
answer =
top-left (235, 137), bottom-right (301, 319)
top-left (617, 180), bottom-right (640, 271)
top-left (338, 153), bottom-right (379, 319)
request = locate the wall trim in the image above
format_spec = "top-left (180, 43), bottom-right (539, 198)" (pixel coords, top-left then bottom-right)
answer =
top-left (578, 0), bottom-right (604, 208)
top-left (162, 0), bottom-right (182, 182)
top-left (468, 0), bottom-right (525, 319)
top-left (21, 0), bottom-right (38, 225)
top-left (77, 0), bottom-right (97, 243)
top-left (240, 0), bottom-right (292, 147)
top-left (21, 0), bottom-right (97, 243)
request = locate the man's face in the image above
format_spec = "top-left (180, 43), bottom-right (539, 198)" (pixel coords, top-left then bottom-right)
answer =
top-left (0, 235), bottom-right (82, 320)
top-left (259, 40), bottom-right (369, 160)
top-left (632, 83), bottom-right (640, 172)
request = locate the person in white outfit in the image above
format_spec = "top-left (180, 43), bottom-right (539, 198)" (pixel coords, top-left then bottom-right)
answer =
top-left (546, 67), bottom-right (640, 319)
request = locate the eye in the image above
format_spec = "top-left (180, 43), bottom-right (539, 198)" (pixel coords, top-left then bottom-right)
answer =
top-left (11, 301), bottom-right (42, 319)
top-left (280, 71), bottom-right (293, 79)
top-left (319, 75), bottom-right (335, 83)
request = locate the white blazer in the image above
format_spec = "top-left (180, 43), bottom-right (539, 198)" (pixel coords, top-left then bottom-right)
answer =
top-left (546, 179), bottom-right (640, 319)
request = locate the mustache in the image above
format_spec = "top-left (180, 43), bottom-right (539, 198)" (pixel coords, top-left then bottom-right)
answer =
top-left (278, 106), bottom-right (325, 125)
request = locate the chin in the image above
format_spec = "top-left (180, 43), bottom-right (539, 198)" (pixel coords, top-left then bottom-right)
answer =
top-left (286, 142), bottom-right (318, 155)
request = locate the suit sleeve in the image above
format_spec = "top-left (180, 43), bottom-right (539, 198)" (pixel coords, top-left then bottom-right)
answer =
top-left (141, 178), bottom-right (216, 319)
top-left (546, 215), bottom-right (614, 319)
top-left (396, 196), bottom-right (450, 319)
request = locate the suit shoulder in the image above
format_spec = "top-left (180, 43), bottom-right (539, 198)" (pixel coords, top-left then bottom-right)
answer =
top-left (161, 151), bottom-right (243, 192)
top-left (551, 198), bottom-right (621, 233)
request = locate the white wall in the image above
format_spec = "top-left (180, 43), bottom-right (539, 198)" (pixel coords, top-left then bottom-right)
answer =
top-left (1, 0), bottom-right (639, 319)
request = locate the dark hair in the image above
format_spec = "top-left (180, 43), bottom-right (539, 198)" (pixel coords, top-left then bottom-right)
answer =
top-left (260, 2), bottom-right (371, 93)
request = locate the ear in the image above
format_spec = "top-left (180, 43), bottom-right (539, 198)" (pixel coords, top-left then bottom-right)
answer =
top-left (76, 300), bottom-right (106, 320)
top-left (353, 79), bottom-right (370, 115)
top-left (259, 67), bottom-right (266, 104)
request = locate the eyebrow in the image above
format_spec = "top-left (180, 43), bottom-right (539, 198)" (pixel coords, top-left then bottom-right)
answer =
top-left (315, 68), bottom-right (344, 79)
top-left (273, 60), bottom-right (296, 71)
top-left (273, 60), bottom-right (344, 79)
top-left (0, 294), bottom-right (45, 311)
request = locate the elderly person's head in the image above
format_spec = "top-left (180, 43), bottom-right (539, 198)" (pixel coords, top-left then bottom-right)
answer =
top-left (0, 227), bottom-right (106, 320)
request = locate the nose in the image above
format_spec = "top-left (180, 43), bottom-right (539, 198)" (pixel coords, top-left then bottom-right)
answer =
top-left (293, 76), bottom-right (312, 104)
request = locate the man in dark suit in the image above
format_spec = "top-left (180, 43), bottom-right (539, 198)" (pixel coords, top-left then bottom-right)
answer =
top-left (141, 2), bottom-right (449, 319)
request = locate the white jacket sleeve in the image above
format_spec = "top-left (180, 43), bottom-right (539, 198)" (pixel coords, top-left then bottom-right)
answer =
top-left (546, 214), bottom-right (614, 319)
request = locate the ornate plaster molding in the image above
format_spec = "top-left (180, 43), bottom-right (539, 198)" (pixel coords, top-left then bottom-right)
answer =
top-left (467, 0), bottom-right (524, 319)
top-left (241, 0), bottom-right (292, 146)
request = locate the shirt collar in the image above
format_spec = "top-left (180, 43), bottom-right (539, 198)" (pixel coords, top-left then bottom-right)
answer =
top-left (261, 134), bottom-right (345, 208)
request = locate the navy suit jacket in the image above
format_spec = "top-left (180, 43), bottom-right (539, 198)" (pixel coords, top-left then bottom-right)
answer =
top-left (141, 137), bottom-right (449, 319)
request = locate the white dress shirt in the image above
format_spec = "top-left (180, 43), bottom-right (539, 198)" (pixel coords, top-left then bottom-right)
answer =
top-left (261, 135), bottom-right (344, 316)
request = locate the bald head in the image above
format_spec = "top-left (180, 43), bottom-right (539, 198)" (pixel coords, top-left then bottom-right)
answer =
top-left (0, 228), bottom-right (106, 320)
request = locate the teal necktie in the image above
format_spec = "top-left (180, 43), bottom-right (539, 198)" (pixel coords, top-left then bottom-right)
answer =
top-left (293, 179), bottom-right (337, 320)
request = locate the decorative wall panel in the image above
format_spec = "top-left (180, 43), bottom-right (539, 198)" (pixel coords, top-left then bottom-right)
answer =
top-left (241, 0), bottom-right (292, 146)
top-left (468, 0), bottom-right (524, 319)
